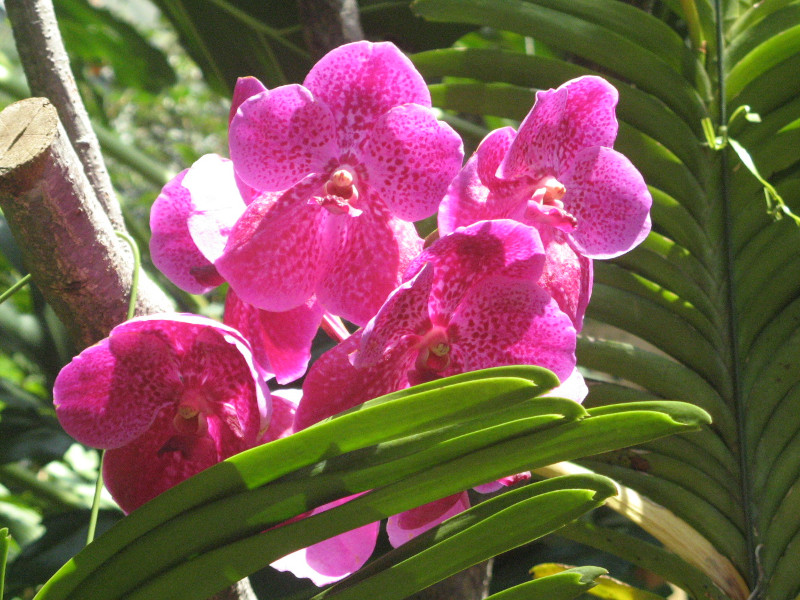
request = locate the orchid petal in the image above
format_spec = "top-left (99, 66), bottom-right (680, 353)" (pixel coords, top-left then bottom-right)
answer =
top-left (229, 76), bottom-right (267, 124)
top-left (499, 87), bottom-right (567, 179)
top-left (303, 41), bottom-right (430, 152)
top-left (53, 330), bottom-right (181, 449)
top-left (386, 492), bottom-right (470, 547)
top-left (271, 495), bottom-right (380, 586)
top-left (261, 389), bottom-right (301, 443)
top-left (103, 406), bottom-right (228, 513)
top-left (446, 275), bottom-right (577, 382)
top-left (537, 227), bottom-right (592, 331)
top-left (317, 202), bottom-right (422, 326)
top-left (356, 265), bottom-right (434, 368)
top-left (439, 128), bottom-right (528, 236)
top-left (295, 333), bottom-right (410, 431)
top-left (149, 169), bottom-right (225, 294)
top-left (407, 220), bottom-right (545, 322)
top-left (562, 146), bottom-right (652, 258)
top-left (216, 179), bottom-right (329, 312)
top-left (229, 85), bottom-right (338, 192)
top-left (224, 289), bottom-right (323, 384)
top-left (181, 154), bottom-right (247, 263)
top-left (362, 104), bottom-right (463, 222)
top-left (543, 368), bottom-right (588, 404)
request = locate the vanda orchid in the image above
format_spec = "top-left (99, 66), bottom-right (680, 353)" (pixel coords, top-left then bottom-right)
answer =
top-left (50, 39), bottom-right (653, 593)
top-left (218, 40), bottom-right (464, 326)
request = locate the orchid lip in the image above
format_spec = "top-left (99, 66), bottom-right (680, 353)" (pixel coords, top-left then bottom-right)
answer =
top-left (414, 326), bottom-right (451, 373)
top-left (315, 167), bottom-right (362, 215)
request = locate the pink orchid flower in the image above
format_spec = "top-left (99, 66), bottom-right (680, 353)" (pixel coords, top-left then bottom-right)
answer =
top-left (439, 127), bottom-right (593, 329)
top-left (220, 41), bottom-right (464, 326)
top-left (278, 219), bottom-right (578, 584)
top-left (53, 314), bottom-right (270, 513)
top-left (497, 76), bottom-right (651, 259)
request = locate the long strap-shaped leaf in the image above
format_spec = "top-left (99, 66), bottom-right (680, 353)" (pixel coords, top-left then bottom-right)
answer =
top-left (33, 367), bottom-right (708, 600)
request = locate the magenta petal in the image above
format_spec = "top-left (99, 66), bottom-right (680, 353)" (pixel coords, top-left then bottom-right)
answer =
top-left (553, 76), bottom-right (619, 171)
top-left (224, 289), bottom-right (323, 384)
top-left (386, 492), bottom-right (470, 547)
top-left (103, 405), bottom-right (225, 513)
top-left (303, 41), bottom-right (430, 151)
top-left (356, 265), bottom-right (434, 368)
top-left (229, 85), bottom-right (338, 192)
top-left (439, 128), bottom-right (528, 236)
top-left (216, 181), bottom-right (329, 312)
top-left (296, 332), bottom-right (411, 430)
top-left (260, 389), bottom-right (301, 443)
top-left (562, 146), bottom-right (652, 258)
top-left (53, 330), bottom-right (181, 449)
top-left (538, 227), bottom-right (592, 331)
top-left (499, 87), bottom-right (567, 179)
top-left (229, 76), bottom-right (267, 124)
top-left (446, 275), bottom-right (577, 382)
top-left (362, 104), bottom-right (463, 222)
top-left (317, 203), bottom-right (423, 326)
top-left (407, 220), bottom-right (545, 321)
top-left (181, 154), bottom-right (247, 263)
top-left (271, 496), bottom-right (380, 586)
top-left (150, 169), bottom-right (225, 294)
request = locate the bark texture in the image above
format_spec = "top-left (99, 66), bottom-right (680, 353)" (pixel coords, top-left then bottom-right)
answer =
top-left (0, 98), bottom-right (172, 349)
top-left (5, 0), bottom-right (125, 230)
top-left (297, 0), bottom-right (365, 60)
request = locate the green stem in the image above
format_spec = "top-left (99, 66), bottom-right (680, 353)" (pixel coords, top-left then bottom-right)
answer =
top-left (0, 273), bottom-right (32, 305)
top-left (0, 528), bottom-right (9, 599)
top-left (114, 231), bottom-right (140, 321)
top-left (85, 451), bottom-right (105, 545)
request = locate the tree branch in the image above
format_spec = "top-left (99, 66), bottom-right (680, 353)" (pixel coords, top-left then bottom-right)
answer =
top-left (296, 0), bottom-right (365, 60)
top-left (5, 0), bottom-right (125, 231)
top-left (0, 98), bottom-right (172, 348)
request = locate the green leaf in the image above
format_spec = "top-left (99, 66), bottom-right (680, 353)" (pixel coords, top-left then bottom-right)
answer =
top-left (314, 475), bottom-right (616, 600)
top-left (487, 566), bottom-right (607, 600)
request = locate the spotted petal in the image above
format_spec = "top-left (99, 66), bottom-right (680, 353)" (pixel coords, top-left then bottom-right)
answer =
top-left (216, 179), bottom-right (329, 312)
top-left (562, 146), bottom-right (652, 258)
top-left (317, 202), bottom-right (422, 326)
top-left (537, 227), bottom-right (593, 331)
top-left (445, 275), bottom-right (577, 382)
top-left (53, 329), bottom-right (181, 449)
top-left (439, 128), bottom-right (528, 236)
top-left (229, 85), bottom-right (339, 192)
top-left (150, 169), bottom-right (225, 294)
top-left (303, 41), bottom-right (431, 152)
top-left (362, 103), bottom-right (463, 222)
top-left (224, 289), bottom-right (323, 384)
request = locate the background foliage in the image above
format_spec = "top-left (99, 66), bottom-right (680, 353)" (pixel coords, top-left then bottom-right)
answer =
top-left (1, 0), bottom-right (799, 598)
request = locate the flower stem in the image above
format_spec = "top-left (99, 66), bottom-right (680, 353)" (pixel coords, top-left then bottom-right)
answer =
top-left (0, 527), bottom-right (10, 599)
top-left (0, 273), bottom-right (31, 305)
top-left (85, 450), bottom-right (105, 545)
top-left (115, 231), bottom-right (140, 321)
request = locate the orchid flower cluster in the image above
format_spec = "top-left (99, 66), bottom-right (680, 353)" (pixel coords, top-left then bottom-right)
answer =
top-left (53, 42), bottom-right (652, 585)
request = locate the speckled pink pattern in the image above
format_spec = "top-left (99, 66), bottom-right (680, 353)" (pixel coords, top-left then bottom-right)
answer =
top-left (407, 220), bottom-right (545, 321)
top-left (224, 289), bottom-right (323, 384)
top-left (150, 169), bottom-right (225, 294)
top-left (216, 179), bottom-right (330, 312)
top-left (316, 201), bottom-right (423, 326)
top-left (303, 41), bottom-right (431, 151)
top-left (494, 76), bottom-right (651, 259)
top-left (225, 41), bottom-right (462, 324)
top-left (362, 104), bottom-right (463, 222)
top-left (229, 76), bottom-right (267, 124)
top-left (230, 85), bottom-right (339, 192)
top-left (538, 227), bottom-right (592, 330)
top-left (562, 146), bottom-right (652, 258)
top-left (54, 315), bottom-right (269, 513)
